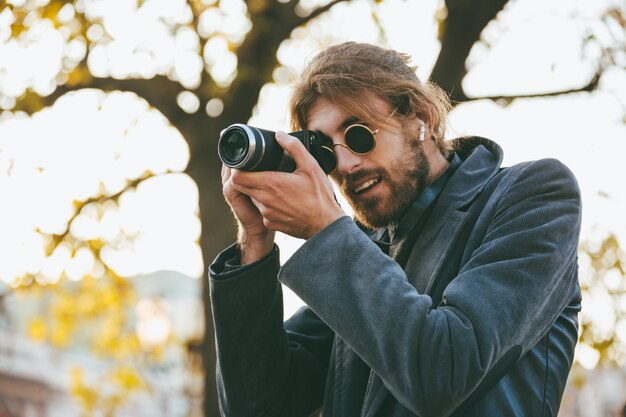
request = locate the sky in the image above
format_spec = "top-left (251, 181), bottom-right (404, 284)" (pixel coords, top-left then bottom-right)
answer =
top-left (0, 0), bottom-right (625, 367)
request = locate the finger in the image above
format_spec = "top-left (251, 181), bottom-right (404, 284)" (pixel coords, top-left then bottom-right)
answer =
top-left (250, 197), bottom-right (283, 231)
top-left (221, 164), bottom-right (232, 184)
top-left (231, 169), bottom-right (279, 190)
top-left (275, 131), bottom-right (317, 172)
top-left (250, 196), bottom-right (266, 213)
top-left (230, 180), bottom-right (270, 202)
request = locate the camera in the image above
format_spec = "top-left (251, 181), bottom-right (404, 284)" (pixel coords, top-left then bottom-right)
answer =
top-left (218, 124), bottom-right (336, 174)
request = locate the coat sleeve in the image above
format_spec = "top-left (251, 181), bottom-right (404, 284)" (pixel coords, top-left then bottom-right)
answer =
top-left (278, 158), bottom-right (582, 417)
top-left (209, 244), bottom-right (334, 417)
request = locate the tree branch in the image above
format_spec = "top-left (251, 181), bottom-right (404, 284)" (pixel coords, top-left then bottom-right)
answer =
top-left (42, 171), bottom-right (164, 257)
top-left (63, 74), bottom-right (186, 118)
top-left (293, 0), bottom-right (347, 27)
top-left (461, 66), bottom-right (603, 104)
top-left (12, 57), bottom-right (191, 127)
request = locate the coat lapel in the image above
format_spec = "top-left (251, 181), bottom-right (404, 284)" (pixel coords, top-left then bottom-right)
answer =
top-left (357, 210), bottom-right (469, 417)
top-left (361, 374), bottom-right (388, 417)
top-left (405, 209), bottom-right (469, 294)
top-left (401, 139), bottom-right (504, 295)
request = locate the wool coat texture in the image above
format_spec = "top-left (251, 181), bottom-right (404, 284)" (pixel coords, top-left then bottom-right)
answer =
top-left (209, 137), bottom-right (582, 417)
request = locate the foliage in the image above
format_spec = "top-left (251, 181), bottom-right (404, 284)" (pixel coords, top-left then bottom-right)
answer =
top-left (70, 366), bottom-right (148, 417)
top-left (578, 233), bottom-right (626, 368)
top-left (13, 253), bottom-right (166, 416)
top-left (561, 230), bottom-right (626, 415)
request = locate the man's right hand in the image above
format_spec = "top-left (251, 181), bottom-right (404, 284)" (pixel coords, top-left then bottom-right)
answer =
top-left (222, 165), bottom-right (276, 264)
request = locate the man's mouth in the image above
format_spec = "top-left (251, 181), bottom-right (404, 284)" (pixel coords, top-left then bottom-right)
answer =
top-left (353, 177), bottom-right (381, 194)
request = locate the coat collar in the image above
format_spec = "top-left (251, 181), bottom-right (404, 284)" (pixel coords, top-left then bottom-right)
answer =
top-left (361, 136), bottom-right (503, 243)
top-left (440, 136), bottom-right (504, 211)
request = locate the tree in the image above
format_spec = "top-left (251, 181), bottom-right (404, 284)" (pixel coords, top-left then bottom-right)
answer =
top-left (0, 0), bottom-right (623, 415)
top-left (578, 233), bottom-right (626, 367)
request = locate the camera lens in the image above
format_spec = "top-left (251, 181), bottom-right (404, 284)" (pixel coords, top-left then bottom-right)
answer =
top-left (221, 130), bottom-right (249, 164)
top-left (218, 124), bottom-right (333, 173)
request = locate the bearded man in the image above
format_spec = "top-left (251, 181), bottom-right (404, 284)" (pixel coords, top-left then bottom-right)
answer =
top-left (210, 42), bottom-right (582, 417)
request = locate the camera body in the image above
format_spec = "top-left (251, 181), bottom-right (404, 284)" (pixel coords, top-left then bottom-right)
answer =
top-left (218, 124), bottom-right (336, 174)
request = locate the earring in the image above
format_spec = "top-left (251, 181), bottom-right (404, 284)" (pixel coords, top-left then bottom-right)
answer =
top-left (419, 120), bottom-right (425, 142)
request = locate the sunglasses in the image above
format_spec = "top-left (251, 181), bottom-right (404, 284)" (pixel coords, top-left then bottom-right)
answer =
top-left (315, 124), bottom-right (378, 174)
top-left (333, 123), bottom-right (378, 155)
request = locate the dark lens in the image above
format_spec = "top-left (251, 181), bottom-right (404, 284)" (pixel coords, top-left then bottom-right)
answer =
top-left (345, 125), bottom-right (375, 154)
top-left (221, 131), bottom-right (248, 163)
top-left (314, 146), bottom-right (337, 174)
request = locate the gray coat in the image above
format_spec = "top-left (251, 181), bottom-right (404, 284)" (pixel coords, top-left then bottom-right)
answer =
top-left (210, 137), bottom-right (582, 417)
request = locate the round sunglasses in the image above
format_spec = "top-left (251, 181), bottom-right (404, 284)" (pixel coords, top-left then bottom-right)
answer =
top-left (333, 123), bottom-right (378, 155)
top-left (316, 124), bottom-right (378, 174)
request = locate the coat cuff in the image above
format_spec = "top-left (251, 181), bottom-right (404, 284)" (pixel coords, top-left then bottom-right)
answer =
top-left (209, 242), bottom-right (280, 281)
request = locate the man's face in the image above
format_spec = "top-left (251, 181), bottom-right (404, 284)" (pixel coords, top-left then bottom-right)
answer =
top-left (306, 97), bottom-right (431, 229)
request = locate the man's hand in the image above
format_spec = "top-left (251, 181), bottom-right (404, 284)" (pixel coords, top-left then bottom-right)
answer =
top-left (222, 165), bottom-right (276, 264)
top-left (229, 131), bottom-right (346, 242)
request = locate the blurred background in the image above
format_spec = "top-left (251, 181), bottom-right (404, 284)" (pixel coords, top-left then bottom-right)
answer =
top-left (0, 0), bottom-right (625, 416)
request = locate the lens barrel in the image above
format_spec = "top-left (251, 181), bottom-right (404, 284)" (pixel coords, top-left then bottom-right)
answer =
top-left (218, 124), bottom-right (286, 171)
top-left (218, 124), bottom-right (336, 174)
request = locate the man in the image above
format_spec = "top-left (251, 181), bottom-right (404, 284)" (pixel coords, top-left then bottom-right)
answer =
top-left (210, 42), bottom-right (582, 417)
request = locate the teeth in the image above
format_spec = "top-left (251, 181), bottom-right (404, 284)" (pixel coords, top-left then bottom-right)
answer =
top-left (354, 178), bottom-right (379, 193)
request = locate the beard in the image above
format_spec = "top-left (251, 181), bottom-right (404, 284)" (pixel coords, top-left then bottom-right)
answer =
top-left (337, 139), bottom-right (430, 230)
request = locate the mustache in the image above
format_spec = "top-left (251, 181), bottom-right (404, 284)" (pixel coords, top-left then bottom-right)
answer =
top-left (340, 168), bottom-right (385, 191)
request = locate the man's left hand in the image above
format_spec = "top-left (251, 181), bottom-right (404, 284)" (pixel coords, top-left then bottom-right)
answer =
top-left (229, 131), bottom-right (346, 239)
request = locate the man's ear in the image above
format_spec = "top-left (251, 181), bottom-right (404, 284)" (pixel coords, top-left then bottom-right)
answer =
top-left (422, 107), bottom-right (437, 140)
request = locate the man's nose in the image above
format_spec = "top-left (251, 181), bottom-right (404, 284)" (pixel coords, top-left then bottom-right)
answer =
top-left (333, 144), bottom-right (361, 175)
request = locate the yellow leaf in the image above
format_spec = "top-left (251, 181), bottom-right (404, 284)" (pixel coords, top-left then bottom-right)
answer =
top-left (76, 292), bottom-right (98, 317)
top-left (28, 317), bottom-right (47, 342)
top-left (111, 366), bottom-right (147, 392)
top-left (51, 318), bottom-right (74, 347)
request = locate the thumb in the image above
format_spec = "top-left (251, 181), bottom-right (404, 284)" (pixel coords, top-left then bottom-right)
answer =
top-left (275, 131), bottom-right (317, 171)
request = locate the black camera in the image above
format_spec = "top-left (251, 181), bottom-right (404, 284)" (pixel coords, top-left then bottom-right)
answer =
top-left (218, 124), bottom-right (336, 174)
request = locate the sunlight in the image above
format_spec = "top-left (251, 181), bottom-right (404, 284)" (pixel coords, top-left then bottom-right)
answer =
top-left (205, 97), bottom-right (224, 118)
top-left (0, 89), bottom-right (203, 284)
top-left (0, 18), bottom-right (64, 99)
top-left (577, 343), bottom-right (602, 370)
top-left (135, 297), bottom-right (172, 349)
top-left (66, 247), bottom-right (96, 282)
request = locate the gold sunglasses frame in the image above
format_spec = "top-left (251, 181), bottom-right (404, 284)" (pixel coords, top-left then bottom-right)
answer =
top-left (330, 123), bottom-right (378, 155)
top-left (318, 123), bottom-right (378, 174)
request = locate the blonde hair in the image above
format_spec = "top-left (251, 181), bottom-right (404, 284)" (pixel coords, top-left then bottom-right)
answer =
top-left (289, 42), bottom-right (452, 157)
